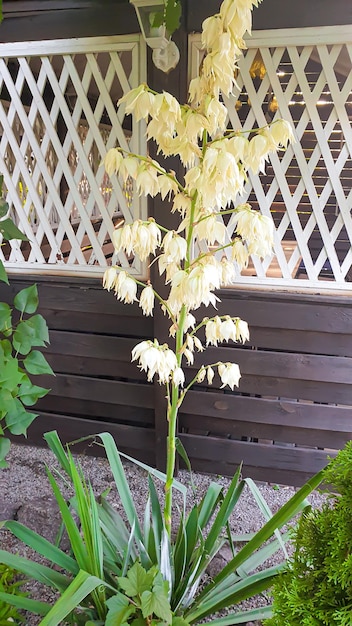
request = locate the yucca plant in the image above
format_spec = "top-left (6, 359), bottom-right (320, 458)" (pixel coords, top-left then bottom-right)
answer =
top-left (0, 430), bottom-right (323, 625)
top-left (0, 563), bottom-right (27, 624)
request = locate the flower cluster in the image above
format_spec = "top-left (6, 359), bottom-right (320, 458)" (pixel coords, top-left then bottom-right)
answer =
top-left (103, 0), bottom-right (295, 401)
top-left (205, 316), bottom-right (249, 346)
top-left (131, 340), bottom-right (182, 385)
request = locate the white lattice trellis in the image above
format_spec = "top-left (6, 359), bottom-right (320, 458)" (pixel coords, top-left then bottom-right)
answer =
top-left (0, 35), bottom-right (147, 277)
top-left (189, 25), bottom-right (352, 291)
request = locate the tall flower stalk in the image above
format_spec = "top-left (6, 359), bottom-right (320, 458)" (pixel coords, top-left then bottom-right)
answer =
top-left (103, 0), bottom-right (294, 536)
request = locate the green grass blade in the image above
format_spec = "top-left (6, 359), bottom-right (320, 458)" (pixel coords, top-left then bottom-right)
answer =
top-left (4, 520), bottom-right (79, 575)
top-left (0, 550), bottom-right (70, 591)
top-left (208, 605), bottom-right (273, 626)
top-left (244, 477), bottom-right (288, 558)
top-left (236, 531), bottom-right (291, 578)
top-left (203, 468), bottom-right (324, 591)
top-left (38, 570), bottom-right (113, 626)
top-left (44, 430), bottom-right (72, 476)
top-left (203, 467), bottom-right (243, 558)
top-left (46, 467), bottom-right (89, 570)
top-left (160, 528), bottom-right (173, 596)
top-left (0, 591), bottom-right (50, 616)
top-left (96, 433), bottom-right (143, 542)
top-left (187, 564), bottom-right (283, 622)
top-left (148, 474), bottom-right (163, 562)
top-left (197, 482), bottom-right (222, 529)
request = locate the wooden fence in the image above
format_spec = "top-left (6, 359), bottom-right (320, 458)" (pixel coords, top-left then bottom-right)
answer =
top-left (1, 276), bottom-right (351, 486)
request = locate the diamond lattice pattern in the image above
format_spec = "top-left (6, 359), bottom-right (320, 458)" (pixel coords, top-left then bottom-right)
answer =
top-left (190, 30), bottom-right (352, 288)
top-left (0, 36), bottom-right (147, 277)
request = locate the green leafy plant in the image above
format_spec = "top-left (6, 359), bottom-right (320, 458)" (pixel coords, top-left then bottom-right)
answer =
top-left (150, 0), bottom-right (182, 36)
top-left (0, 283), bottom-right (54, 467)
top-left (0, 563), bottom-right (27, 624)
top-left (0, 430), bottom-right (324, 625)
top-left (265, 442), bottom-right (352, 626)
top-left (0, 175), bottom-right (53, 468)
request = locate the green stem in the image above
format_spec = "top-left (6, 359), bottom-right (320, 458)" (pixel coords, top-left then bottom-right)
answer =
top-left (164, 130), bottom-right (208, 536)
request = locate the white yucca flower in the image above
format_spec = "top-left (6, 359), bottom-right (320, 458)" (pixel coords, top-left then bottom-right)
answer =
top-left (119, 156), bottom-right (139, 182)
top-left (136, 165), bottom-right (160, 197)
top-left (218, 362), bottom-right (241, 390)
top-left (115, 271), bottom-right (137, 304)
top-left (194, 213), bottom-right (227, 246)
top-left (197, 366), bottom-right (206, 383)
top-left (103, 148), bottom-right (124, 177)
top-left (173, 367), bottom-right (185, 387)
top-left (162, 231), bottom-right (188, 264)
top-left (220, 258), bottom-right (236, 285)
top-left (246, 134), bottom-right (271, 173)
top-left (118, 84), bottom-right (154, 121)
top-left (131, 339), bottom-right (177, 384)
top-left (139, 284), bottom-right (155, 316)
top-left (207, 366), bottom-right (215, 385)
top-left (152, 91), bottom-right (182, 126)
top-left (234, 205), bottom-right (274, 258)
top-left (203, 96), bottom-right (228, 135)
top-left (202, 14), bottom-right (224, 51)
top-left (103, 266), bottom-right (118, 292)
top-left (269, 119), bottom-right (295, 149)
top-left (231, 238), bottom-right (249, 269)
top-left (235, 318), bottom-right (250, 343)
top-left (205, 316), bottom-right (222, 346)
top-left (220, 316), bottom-right (237, 342)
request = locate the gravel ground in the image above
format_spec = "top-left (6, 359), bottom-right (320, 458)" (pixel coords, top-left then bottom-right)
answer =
top-left (0, 441), bottom-right (327, 625)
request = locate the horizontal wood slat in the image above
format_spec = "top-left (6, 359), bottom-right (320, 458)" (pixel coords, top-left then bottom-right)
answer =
top-left (179, 433), bottom-right (334, 487)
top-left (24, 412), bottom-right (155, 466)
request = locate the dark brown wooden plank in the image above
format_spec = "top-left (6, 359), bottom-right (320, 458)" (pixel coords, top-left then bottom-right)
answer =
top-left (184, 458), bottom-right (322, 488)
top-left (36, 373), bottom-right (154, 408)
top-left (193, 346), bottom-right (352, 385)
top-left (37, 395), bottom-right (154, 424)
top-left (248, 327), bottom-right (352, 357)
top-left (0, 1), bottom-right (139, 42)
top-left (41, 309), bottom-right (153, 337)
top-left (181, 391), bottom-right (352, 432)
top-left (214, 295), bottom-right (352, 335)
top-left (47, 331), bottom-right (137, 362)
top-left (180, 415), bottom-right (350, 449)
top-left (45, 353), bottom-right (146, 380)
top-left (187, 0), bottom-right (352, 32)
top-left (180, 433), bottom-right (334, 475)
top-left (25, 412), bottom-right (155, 466)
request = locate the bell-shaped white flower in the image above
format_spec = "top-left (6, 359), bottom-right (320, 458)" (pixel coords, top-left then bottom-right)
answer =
top-left (103, 266), bottom-right (118, 292)
top-left (139, 284), bottom-right (155, 317)
top-left (221, 316), bottom-right (237, 342)
top-left (115, 271), bottom-right (137, 304)
top-left (173, 367), bottom-right (185, 387)
top-left (162, 231), bottom-right (187, 264)
top-left (235, 318), bottom-right (250, 343)
top-left (136, 165), bottom-right (160, 197)
top-left (231, 238), bottom-right (249, 269)
top-left (207, 366), bottom-right (215, 385)
top-left (202, 14), bottom-right (224, 51)
top-left (220, 258), bottom-right (236, 286)
top-left (196, 366), bottom-right (206, 383)
top-left (118, 84), bottom-right (154, 121)
top-left (269, 118), bottom-right (295, 149)
top-left (104, 148), bottom-right (123, 177)
top-left (218, 362), bottom-right (241, 390)
top-left (205, 316), bottom-right (222, 346)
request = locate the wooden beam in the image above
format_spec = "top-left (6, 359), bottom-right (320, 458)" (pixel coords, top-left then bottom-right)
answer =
top-left (187, 0), bottom-right (352, 32)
